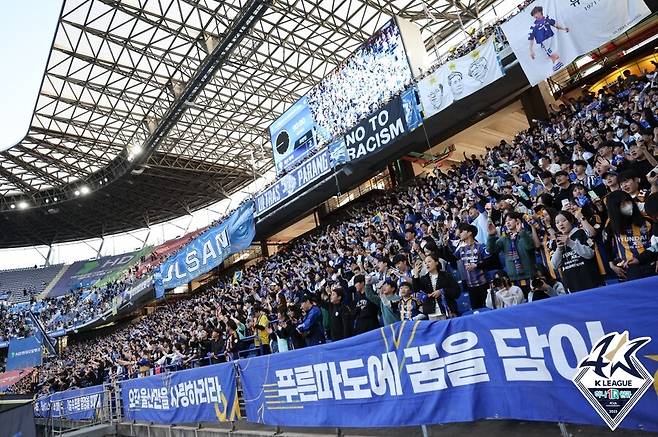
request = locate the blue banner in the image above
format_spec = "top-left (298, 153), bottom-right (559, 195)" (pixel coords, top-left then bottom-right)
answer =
top-left (120, 362), bottom-right (240, 424)
top-left (7, 336), bottom-right (42, 371)
top-left (34, 385), bottom-right (104, 420)
top-left (159, 202), bottom-right (255, 290)
top-left (255, 142), bottom-right (346, 215)
top-left (238, 277), bottom-right (658, 431)
top-left (401, 87), bottom-right (422, 132)
top-left (270, 96), bottom-right (318, 175)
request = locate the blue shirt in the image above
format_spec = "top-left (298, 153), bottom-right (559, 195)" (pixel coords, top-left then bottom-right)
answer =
top-left (528, 17), bottom-right (556, 44)
top-left (297, 306), bottom-right (326, 346)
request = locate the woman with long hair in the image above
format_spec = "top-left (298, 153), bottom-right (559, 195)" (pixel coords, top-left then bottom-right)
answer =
top-left (604, 190), bottom-right (655, 280)
top-left (551, 210), bottom-right (604, 292)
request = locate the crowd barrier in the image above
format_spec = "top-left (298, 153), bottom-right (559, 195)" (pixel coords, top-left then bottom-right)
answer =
top-left (33, 277), bottom-right (658, 433)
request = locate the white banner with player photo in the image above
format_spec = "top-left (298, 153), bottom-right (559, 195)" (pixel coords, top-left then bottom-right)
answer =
top-left (501, 0), bottom-right (651, 86)
top-left (418, 36), bottom-right (504, 119)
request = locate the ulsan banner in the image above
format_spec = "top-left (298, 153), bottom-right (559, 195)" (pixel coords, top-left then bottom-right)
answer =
top-left (418, 36), bottom-right (504, 119)
top-left (255, 140), bottom-right (346, 215)
top-left (501, 0), bottom-right (650, 86)
top-left (159, 201), bottom-right (256, 291)
top-left (120, 362), bottom-right (240, 424)
top-left (239, 277), bottom-right (658, 431)
top-left (7, 336), bottom-right (42, 371)
top-left (34, 385), bottom-right (104, 420)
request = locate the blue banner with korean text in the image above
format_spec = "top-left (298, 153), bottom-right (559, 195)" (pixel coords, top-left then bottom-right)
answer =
top-left (158, 202), bottom-right (255, 291)
top-left (238, 277), bottom-right (658, 431)
top-left (119, 362), bottom-right (240, 424)
top-left (34, 385), bottom-right (104, 420)
top-left (7, 336), bottom-right (42, 371)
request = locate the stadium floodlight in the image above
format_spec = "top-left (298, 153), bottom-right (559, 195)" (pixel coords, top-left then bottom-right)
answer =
top-left (53, 196), bottom-right (58, 202)
top-left (80, 186), bottom-right (90, 195)
top-left (17, 201), bottom-right (28, 210)
top-left (10, 203), bottom-right (16, 209)
top-left (74, 190), bottom-right (80, 196)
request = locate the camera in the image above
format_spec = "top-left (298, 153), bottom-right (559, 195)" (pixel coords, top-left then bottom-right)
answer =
top-left (491, 277), bottom-right (504, 288)
top-left (531, 278), bottom-right (544, 289)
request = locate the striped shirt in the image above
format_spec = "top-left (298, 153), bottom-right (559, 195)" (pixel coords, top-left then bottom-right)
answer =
top-left (454, 242), bottom-right (488, 287)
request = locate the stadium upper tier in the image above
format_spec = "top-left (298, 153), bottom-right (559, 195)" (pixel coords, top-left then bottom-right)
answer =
top-left (0, 0), bottom-right (511, 248)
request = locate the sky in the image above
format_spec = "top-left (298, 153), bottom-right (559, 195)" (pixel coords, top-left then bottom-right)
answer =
top-left (0, 0), bottom-right (63, 151)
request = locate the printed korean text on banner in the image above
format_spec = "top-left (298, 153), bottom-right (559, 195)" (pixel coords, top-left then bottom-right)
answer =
top-left (255, 141), bottom-right (347, 215)
top-left (501, 0), bottom-right (650, 86)
top-left (343, 95), bottom-right (410, 162)
top-left (418, 36), bottom-right (504, 118)
top-left (34, 385), bottom-right (104, 420)
top-left (7, 336), bottom-right (42, 371)
top-left (120, 362), bottom-right (240, 424)
top-left (238, 277), bottom-right (658, 431)
top-left (270, 96), bottom-right (318, 175)
top-left (159, 201), bottom-right (256, 291)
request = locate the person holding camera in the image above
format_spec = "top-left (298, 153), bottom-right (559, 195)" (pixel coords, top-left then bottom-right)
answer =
top-left (550, 211), bottom-right (603, 292)
top-left (485, 271), bottom-right (524, 309)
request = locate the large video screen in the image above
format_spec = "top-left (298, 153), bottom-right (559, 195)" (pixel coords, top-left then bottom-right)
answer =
top-left (270, 19), bottom-right (413, 175)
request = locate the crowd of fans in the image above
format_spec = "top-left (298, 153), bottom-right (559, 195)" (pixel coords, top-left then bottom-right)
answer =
top-left (15, 65), bottom-right (658, 395)
top-left (308, 20), bottom-right (412, 146)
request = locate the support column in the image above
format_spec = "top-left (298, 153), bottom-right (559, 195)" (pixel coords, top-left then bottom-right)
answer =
top-left (520, 84), bottom-right (550, 124)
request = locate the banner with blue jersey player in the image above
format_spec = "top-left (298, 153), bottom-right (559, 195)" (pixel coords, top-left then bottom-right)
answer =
top-left (239, 277), bottom-right (658, 431)
top-left (501, 0), bottom-right (650, 86)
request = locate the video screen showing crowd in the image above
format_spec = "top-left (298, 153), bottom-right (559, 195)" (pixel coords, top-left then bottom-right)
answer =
top-left (13, 59), bottom-right (658, 396)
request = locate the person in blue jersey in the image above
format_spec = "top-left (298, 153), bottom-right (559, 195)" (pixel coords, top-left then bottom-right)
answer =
top-left (528, 6), bottom-right (570, 72)
top-left (454, 223), bottom-right (492, 309)
top-left (296, 294), bottom-right (326, 347)
top-left (604, 190), bottom-right (656, 280)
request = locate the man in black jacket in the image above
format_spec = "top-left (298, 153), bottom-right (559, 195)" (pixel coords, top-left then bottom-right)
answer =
top-left (351, 274), bottom-right (380, 334)
top-left (321, 287), bottom-right (353, 341)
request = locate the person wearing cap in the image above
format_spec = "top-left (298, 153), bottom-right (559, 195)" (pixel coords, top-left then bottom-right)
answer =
top-left (319, 286), bottom-right (353, 342)
top-left (365, 276), bottom-right (400, 326)
top-left (351, 274), bottom-right (380, 335)
top-left (601, 170), bottom-right (621, 194)
top-left (552, 170), bottom-right (573, 210)
top-left (296, 294), bottom-right (326, 347)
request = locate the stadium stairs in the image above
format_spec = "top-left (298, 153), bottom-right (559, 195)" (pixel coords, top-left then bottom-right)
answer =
top-left (39, 263), bottom-right (71, 300)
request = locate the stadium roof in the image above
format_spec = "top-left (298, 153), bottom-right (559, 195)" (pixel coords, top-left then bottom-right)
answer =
top-left (0, 0), bottom-right (498, 248)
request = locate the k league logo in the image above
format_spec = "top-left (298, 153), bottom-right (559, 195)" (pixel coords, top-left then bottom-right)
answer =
top-left (572, 331), bottom-right (652, 430)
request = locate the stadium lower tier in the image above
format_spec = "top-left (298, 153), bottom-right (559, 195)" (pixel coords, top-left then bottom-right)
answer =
top-left (31, 277), bottom-right (658, 433)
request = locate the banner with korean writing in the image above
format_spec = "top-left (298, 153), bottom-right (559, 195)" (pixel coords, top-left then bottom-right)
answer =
top-left (238, 277), bottom-right (658, 431)
top-left (418, 36), bottom-right (504, 119)
top-left (158, 201), bottom-right (255, 291)
top-left (34, 385), bottom-right (104, 420)
top-left (7, 336), bottom-right (42, 371)
top-left (120, 362), bottom-right (240, 424)
top-left (501, 0), bottom-right (650, 86)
